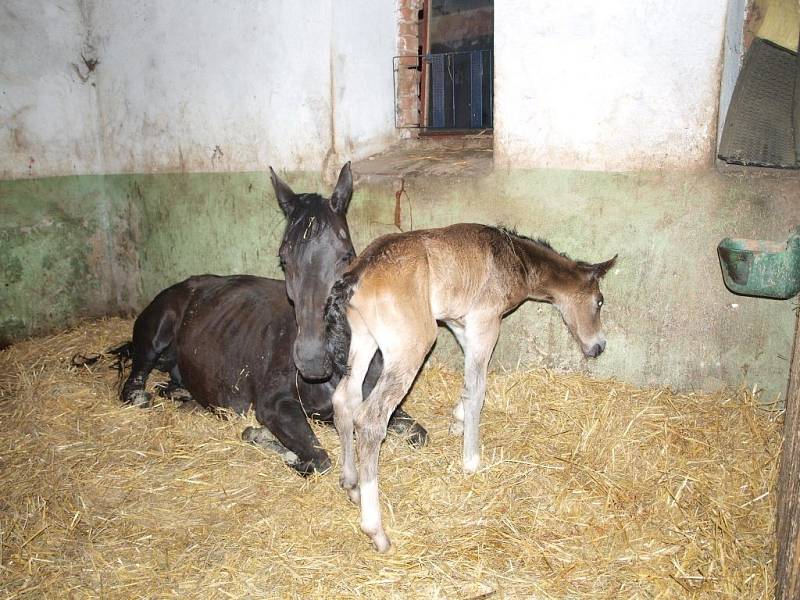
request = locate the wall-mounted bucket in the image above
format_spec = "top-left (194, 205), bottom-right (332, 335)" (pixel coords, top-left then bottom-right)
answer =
top-left (717, 227), bottom-right (800, 299)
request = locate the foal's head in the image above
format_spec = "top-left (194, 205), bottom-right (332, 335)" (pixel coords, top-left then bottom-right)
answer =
top-left (270, 162), bottom-right (355, 380)
top-left (549, 256), bottom-right (616, 359)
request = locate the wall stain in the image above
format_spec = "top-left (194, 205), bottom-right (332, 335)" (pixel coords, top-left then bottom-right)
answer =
top-left (72, 51), bottom-right (99, 83)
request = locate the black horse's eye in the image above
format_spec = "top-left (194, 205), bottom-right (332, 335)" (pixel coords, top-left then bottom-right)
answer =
top-left (597, 294), bottom-right (604, 308)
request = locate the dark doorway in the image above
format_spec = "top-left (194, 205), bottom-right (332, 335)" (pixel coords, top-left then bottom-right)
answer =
top-left (422, 0), bottom-right (493, 131)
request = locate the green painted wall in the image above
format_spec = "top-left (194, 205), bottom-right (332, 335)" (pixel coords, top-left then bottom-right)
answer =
top-left (0, 176), bottom-right (136, 347)
top-left (1, 168), bottom-right (797, 402)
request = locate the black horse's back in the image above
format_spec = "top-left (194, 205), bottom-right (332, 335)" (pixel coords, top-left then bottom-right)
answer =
top-left (174, 275), bottom-right (295, 415)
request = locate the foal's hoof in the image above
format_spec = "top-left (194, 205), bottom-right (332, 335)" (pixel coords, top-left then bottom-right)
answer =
top-left (369, 532), bottom-right (392, 554)
top-left (347, 487), bottom-right (361, 505)
top-left (449, 421), bottom-right (464, 436)
top-left (339, 476), bottom-right (360, 505)
top-left (125, 390), bottom-right (152, 408)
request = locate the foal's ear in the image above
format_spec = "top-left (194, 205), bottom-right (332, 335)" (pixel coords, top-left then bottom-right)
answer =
top-left (591, 255), bottom-right (618, 279)
top-left (269, 166), bottom-right (296, 217)
top-left (330, 161), bottom-right (353, 214)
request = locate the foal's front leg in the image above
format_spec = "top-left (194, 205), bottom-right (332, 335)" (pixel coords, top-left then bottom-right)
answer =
top-left (332, 328), bottom-right (377, 505)
top-left (354, 363), bottom-right (422, 553)
top-left (461, 317), bottom-right (501, 474)
top-left (332, 376), bottom-right (363, 503)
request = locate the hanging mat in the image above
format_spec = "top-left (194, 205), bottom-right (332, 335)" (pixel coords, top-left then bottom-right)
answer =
top-left (718, 38), bottom-right (798, 168)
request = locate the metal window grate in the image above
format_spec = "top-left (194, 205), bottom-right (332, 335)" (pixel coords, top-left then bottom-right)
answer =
top-left (393, 50), bottom-right (493, 129)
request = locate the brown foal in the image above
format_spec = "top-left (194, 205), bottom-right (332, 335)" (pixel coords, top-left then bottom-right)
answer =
top-left (325, 223), bottom-right (616, 551)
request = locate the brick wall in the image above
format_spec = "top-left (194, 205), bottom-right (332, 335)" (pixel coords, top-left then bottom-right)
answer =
top-left (396, 0), bottom-right (423, 129)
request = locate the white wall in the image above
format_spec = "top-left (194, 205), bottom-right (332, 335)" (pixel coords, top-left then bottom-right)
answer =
top-left (3, 1), bottom-right (735, 178)
top-left (0, 1), bottom-right (400, 178)
top-left (494, 0), bottom-right (729, 171)
top-left (0, 1), bottom-right (103, 178)
top-left (331, 0), bottom-right (399, 169)
top-left (92, 1), bottom-right (336, 174)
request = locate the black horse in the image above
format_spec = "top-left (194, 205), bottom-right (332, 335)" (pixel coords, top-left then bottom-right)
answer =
top-left (115, 163), bottom-right (427, 475)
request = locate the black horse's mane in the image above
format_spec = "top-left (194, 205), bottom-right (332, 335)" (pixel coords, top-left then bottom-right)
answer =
top-left (284, 194), bottom-right (335, 244)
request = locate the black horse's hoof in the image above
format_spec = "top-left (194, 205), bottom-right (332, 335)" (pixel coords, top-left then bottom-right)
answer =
top-left (243, 426), bottom-right (326, 474)
top-left (242, 425), bottom-right (281, 447)
top-left (293, 456), bottom-right (332, 477)
top-left (155, 382), bottom-right (193, 402)
top-left (405, 424), bottom-right (429, 449)
top-left (124, 390), bottom-right (152, 408)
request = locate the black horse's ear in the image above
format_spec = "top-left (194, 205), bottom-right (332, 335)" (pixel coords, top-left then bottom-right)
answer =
top-left (330, 162), bottom-right (353, 214)
top-left (592, 255), bottom-right (618, 279)
top-left (270, 167), bottom-right (296, 216)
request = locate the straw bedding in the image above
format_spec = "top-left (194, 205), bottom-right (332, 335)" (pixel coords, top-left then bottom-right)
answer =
top-left (0, 318), bottom-right (781, 598)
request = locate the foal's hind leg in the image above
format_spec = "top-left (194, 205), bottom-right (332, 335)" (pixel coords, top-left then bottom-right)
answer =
top-left (460, 316), bottom-right (501, 474)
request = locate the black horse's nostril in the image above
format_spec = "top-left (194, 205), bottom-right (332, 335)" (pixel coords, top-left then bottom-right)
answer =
top-left (294, 349), bottom-right (333, 381)
top-left (296, 361), bottom-right (332, 381)
top-left (294, 344), bottom-right (328, 380)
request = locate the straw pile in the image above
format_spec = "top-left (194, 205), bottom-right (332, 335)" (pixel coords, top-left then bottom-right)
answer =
top-left (0, 318), bottom-right (781, 598)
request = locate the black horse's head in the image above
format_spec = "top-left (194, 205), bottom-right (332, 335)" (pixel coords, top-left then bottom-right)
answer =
top-left (270, 162), bottom-right (355, 381)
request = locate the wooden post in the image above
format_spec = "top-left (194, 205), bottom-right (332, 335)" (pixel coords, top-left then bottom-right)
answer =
top-left (777, 309), bottom-right (800, 600)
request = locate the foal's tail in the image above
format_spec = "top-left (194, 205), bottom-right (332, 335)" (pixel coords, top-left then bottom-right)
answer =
top-left (324, 271), bottom-right (359, 377)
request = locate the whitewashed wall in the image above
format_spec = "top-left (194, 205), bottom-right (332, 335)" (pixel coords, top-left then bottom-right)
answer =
top-left (0, 1), bottom-right (103, 178)
top-left (4, 0), bottom-right (738, 178)
top-left (0, 1), bottom-right (399, 179)
top-left (494, 1), bottom-right (730, 171)
top-left (91, 1), bottom-right (334, 174)
top-left (330, 0), bottom-right (399, 170)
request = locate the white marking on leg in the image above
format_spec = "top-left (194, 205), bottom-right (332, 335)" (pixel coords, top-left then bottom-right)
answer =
top-left (360, 479), bottom-right (390, 552)
top-left (463, 453), bottom-right (480, 474)
top-left (359, 480), bottom-right (380, 533)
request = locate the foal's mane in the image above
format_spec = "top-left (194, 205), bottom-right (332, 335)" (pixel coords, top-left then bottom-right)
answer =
top-left (496, 226), bottom-right (592, 269)
top-left (497, 226), bottom-right (559, 254)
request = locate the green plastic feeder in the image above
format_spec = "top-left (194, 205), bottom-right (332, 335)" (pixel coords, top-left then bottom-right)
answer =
top-left (717, 227), bottom-right (800, 299)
